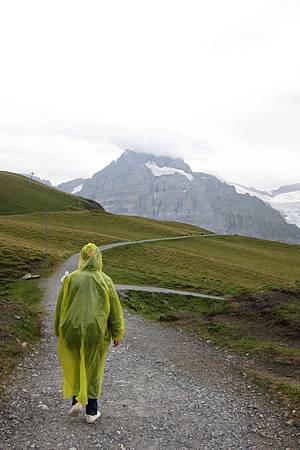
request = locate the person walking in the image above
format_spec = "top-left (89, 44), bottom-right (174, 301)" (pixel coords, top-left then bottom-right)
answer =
top-left (54, 242), bottom-right (125, 423)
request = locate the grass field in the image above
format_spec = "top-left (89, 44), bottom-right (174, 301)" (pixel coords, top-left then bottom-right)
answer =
top-left (0, 281), bottom-right (43, 380)
top-left (0, 171), bottom-right (103, 215)
top-left (0, 210), bottom-right (206, 284)
top-left (104, 235), bottom-right (300, 295)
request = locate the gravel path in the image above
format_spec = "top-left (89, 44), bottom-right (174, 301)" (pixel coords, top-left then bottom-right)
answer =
top-left (115, 285), bottom-right (225, 300)
top-left (1, 239), bottom-right (299, 449)
top-left (104, 235), bottom-right (227, 300)
top-left (99, 234), bottom-right (215, 252)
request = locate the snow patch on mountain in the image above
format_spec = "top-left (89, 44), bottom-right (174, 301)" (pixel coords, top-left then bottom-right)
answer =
top-left (231, 183), bottom-right (300, 228)
top-left (71, 184), bottom-right (83, 194)
top-left (233, 184), bottom-right (271, 201)
top-left (269, 192), bottom-right (300, 227)
top-left (270, 191), bottom-right (300, 204)
top-left (145, 161), bottom-right (193, 182)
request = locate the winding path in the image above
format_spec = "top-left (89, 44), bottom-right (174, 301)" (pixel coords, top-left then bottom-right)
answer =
top-left (0, 235), bottom-right (299, 449)
top-left (102, 234), bottom-right (226, 300)
top-left (59, 234), bottom-right (226, 300)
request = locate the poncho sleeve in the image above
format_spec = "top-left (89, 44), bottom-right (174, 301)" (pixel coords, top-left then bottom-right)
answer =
top-left (54, 277), bottom-right (68, 337)
top-left (107, 280), bottom-right (125, 341)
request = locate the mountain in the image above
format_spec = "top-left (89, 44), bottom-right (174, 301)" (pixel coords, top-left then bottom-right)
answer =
top-left (231, 182), bottom-right (300, 228)
top-left (22, 173), bottom-right (52, 187)
top-left (57, 177), bottom-right (87, 195)
top-left (57, 150), bottom-right (300, 244)
top-left (0, 171), bottom-right (104, 215)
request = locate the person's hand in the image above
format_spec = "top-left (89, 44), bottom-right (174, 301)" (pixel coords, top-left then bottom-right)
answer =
top-left (113, 339), bottom-right (120, 347)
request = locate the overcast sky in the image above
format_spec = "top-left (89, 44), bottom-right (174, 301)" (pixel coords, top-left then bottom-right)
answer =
top-left (0, 0), bottom-right (299, 189)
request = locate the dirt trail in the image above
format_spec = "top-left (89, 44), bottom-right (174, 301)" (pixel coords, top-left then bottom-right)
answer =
top-left (115, 284), bottom-right (225, 300)
top-left (0, 238), bottom-right (299, 449)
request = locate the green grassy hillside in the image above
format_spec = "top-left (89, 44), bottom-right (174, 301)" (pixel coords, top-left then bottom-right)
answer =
top-left (0, 171), bottom-right (103, 214)
top-left (104, 235), bottom-right (300, 294)
top-left (0, 210), bottom-right (206, 283)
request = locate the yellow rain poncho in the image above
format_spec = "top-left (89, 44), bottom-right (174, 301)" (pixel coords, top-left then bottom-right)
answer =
top-left (54, 243), bottom-right (125, 406)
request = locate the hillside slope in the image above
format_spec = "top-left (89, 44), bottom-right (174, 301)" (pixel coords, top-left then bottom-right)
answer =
top-left (0, 210), bottom-right (207, 284)
top-left (0, 171), bottom-right (104, 215)
top-left (104, 234), bottom-right (300, 294)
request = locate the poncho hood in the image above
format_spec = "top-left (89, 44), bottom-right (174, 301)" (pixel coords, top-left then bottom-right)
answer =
top-left (78, 243), bottom-right (103, 271)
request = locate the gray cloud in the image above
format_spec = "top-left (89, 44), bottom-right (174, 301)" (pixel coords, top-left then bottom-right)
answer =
top-left (0, 122), bottom-right (213, 184)
top-left (0, 1), bottom-right (300, 189)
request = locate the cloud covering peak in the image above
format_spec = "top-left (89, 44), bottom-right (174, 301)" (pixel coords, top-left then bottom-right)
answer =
top-left (0, 0), bottom-right (300, 189)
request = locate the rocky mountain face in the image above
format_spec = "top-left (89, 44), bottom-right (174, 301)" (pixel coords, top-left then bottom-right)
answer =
top-left (59, 150), bottom-right (300, 244)
top-left (231, 183), bottom-right (300, 229)
top-left (57, 178), bottom-right (86, 194)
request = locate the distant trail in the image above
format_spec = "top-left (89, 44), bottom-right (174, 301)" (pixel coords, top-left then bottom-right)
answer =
top-left (0, 234), bottom-right (298, 449)
top-left (100, 233), bottom-right (226, 300)
top-left (55, 233), bottom-right (227, 300)
top-left (99, 233), bottom-right (215, 252)
top-left (115, 284), bottom-right (225, 300)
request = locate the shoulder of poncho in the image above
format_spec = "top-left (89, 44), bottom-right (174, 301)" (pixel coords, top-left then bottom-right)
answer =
top-left (70, 269), bottom-right (79, 275)
top-left (66, 269), bottom-right (86, 284)
top-left (101, 271), bottom-right (114, 285)
top-left (68, 269), bottom-right (80, 279)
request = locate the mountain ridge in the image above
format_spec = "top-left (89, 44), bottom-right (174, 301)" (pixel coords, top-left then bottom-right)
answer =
top-left (56, 150), bottom-right (300, 244)
top-left (231, 182), bottom-right (300, 228)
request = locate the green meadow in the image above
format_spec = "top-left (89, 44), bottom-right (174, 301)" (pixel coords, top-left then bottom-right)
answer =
top-left (0, 171), bottom-right (102, 215)
top-left (104, 235), bottom-right (300, 295)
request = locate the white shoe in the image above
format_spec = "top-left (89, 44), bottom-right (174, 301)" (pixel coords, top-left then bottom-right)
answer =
top-left (68, 401), bottom-right (83, 417)
top-left (86, 411), bottom-right (101, 423)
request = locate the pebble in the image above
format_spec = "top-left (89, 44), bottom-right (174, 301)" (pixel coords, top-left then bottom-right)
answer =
top-left (37, 404), bottom-right (49, 410)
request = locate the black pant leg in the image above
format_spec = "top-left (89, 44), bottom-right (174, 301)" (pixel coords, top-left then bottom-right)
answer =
top-left (86, 398), bottom-right (98, 416)
top-left (72, 395), bottom-right (77, 405)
